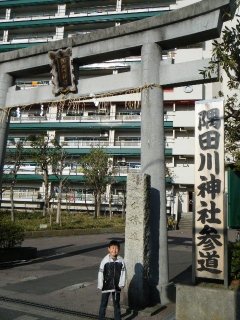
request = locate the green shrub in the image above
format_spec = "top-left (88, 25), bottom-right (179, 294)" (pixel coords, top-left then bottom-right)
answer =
top-left (229, 241), bottom-right (240, 280)
top-left (0, 221), bottom-right (25, 249)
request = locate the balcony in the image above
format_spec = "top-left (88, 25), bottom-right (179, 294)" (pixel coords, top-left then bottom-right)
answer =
top-left (0, 42), bottom-right (44, 51)
top-left (10, 115), bottom-right (48, 124)
top-left (61, 113), bottom-right (111, 122)
top-left (4, 163), bottom-right (39, 174)
top-left (62, 138), bottom-right (141, 148)
top-left (2, 190), bottom-right (41, 202)
top-left (0, 5), bottom-right (171, 23)
top-left (0, 0), bottom-right (176, 9)
top-left (116, 112), bottom-right (141, 121)
top-left (114, 139), bottom-right (141, 148)
top-left (10, 111), bottom-right (174, 124)
top-left (0, 7), bottom-right (170, 30)
top-left (63, 140), bottom-right (110, 148)
top-left (113, 165), bottom-right (141, 175)
top-left (1, 190), bottom-right (125, 206)
top-left (15, 80), bottom-right (51, 90)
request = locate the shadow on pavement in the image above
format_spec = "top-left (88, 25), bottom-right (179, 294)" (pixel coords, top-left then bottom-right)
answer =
top-left (0, 237), bottom-right (125, 269)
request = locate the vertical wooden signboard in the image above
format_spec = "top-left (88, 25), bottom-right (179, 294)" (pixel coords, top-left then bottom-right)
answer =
top-left (48, 47), bottom-right (76, 95)
top-left (194, 99), bottom-right (225, 280)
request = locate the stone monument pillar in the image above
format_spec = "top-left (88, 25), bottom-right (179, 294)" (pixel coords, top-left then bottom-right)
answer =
top-left (141, 43), bottom-right (170, 304)
top-left (123, 173), bottom-right (151, 309)
top-left (0, 74), bottom-right (13, 195)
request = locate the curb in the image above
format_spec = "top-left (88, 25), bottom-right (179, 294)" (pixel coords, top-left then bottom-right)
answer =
top-left (24, 227), bottom-right (125, 238)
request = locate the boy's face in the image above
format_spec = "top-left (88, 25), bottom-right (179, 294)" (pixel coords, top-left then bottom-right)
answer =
top-left (108, 245), bottom-right (119, 259)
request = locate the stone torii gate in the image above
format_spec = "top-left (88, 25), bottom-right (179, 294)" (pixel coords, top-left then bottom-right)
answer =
top-left (0, 0), bottom-right (235, 306)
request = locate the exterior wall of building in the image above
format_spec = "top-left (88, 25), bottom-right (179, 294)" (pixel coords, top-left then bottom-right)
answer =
top-left (1, 0), bottom-right (234, 220)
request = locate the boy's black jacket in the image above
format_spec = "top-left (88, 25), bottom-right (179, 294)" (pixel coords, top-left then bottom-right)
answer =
top-left (103, 260), bottom-right (123, 291)
top-left (98, 254), bottom-right (126, 292)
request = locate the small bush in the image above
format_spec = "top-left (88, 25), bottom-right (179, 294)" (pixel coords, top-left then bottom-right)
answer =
top-left (0, 221), bottom-right (25, 250)
top-left (229, 241), bottom-right (240, 280)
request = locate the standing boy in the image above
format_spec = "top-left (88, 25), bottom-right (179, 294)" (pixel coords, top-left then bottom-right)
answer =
top-left (98, 240), bottom-right (126, 320)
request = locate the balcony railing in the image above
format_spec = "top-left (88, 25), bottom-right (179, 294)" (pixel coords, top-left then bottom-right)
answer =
top-left (0, 35), bottom-right (54, 44)
top-left (10, 113), bottom-right (142, 123)
top-left (2, 5), bottom-right (170, 23)
top-left (7, 138), bottom-right (173, 150)
top-left (113, 166), bottom-right (141, 174)
top-left (4, 163), bottom-right (140, 176)
top-left (63, 140), bottom-right (110, 148)
top-left (10, 111), bottom-right (174, 123)
top-left (115, 114), bottom-right (141, 121)
top-left (7, 135), bottom-right (143, 149)
top-left (15, 80), bottom-right (51, 90)
top-left (2, 191), bottom-right (125, 204)
top-left (62, 139), bottom-right (141, 148)
top-left (114, 140), bottom-right (141, 147)
top-left (4, 164), bottom-right (38, 173)
top-left (61, 114), bottom-right (111, 121)
top-left (11, 115), bottom-right (48, 122)
top-left (2, 190), bottom-right (40, 201)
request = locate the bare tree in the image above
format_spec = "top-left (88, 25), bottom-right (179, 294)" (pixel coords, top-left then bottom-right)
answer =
top-left (27, 133), bottom-right (58, 217)
top-left (107, 183), bottom-right (113, 220)
top-left (80, 147), bottom-right (113, 219)
top-left (4, 140), bottom-right (26, 221)
top-left (52, 141), bottom-right (72, 225)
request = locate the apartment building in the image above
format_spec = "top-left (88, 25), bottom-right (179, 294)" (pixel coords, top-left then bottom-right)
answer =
top-left (1, 0), bottom-right (237, 227)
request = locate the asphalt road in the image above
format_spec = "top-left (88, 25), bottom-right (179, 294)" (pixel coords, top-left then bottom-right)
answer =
top-left (1, 228), bottom-right (234, 320)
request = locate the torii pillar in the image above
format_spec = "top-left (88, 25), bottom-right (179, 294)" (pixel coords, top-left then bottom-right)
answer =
top-left (141, 43), bottom-right (170, 303)
top-left (0, 74), bottom-right (13, 195)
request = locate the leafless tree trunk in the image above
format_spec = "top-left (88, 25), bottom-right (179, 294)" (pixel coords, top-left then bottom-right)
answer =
top-left (43, 170), bottom-right (49, 217)
top-left (94, 193), bottom-right (98, 219)
top-left (56, 179), bottom-right (63, 225)
top-left (108, 185), bottom-right (112, 220)
top-left (84, 190), bottom-right (90, 214)
top-left (10, 186), bottom-right (14, 221)
top-left (97, 191), bottom-right (101, 217)
top-left (5, 141), bottom-right (26, 222)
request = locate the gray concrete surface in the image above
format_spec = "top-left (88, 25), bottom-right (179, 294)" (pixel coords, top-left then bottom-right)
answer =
top-left (0, 0), bottom-right (234, 74)
top-left (0, 229), bottom-right (237, 320)
top-left (176, 284), bottom-right (240, 320)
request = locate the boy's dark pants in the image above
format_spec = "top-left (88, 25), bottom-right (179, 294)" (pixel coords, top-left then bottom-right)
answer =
top-left (99, 292), bottom-right (121, 320)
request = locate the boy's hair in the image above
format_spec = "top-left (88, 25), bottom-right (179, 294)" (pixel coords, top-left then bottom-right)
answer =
top-left (108, 240), bottom-right (120, 249)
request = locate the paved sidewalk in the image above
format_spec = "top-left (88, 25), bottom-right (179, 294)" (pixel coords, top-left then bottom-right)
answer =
top-left (0, 229), bottom-right (237, 319)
